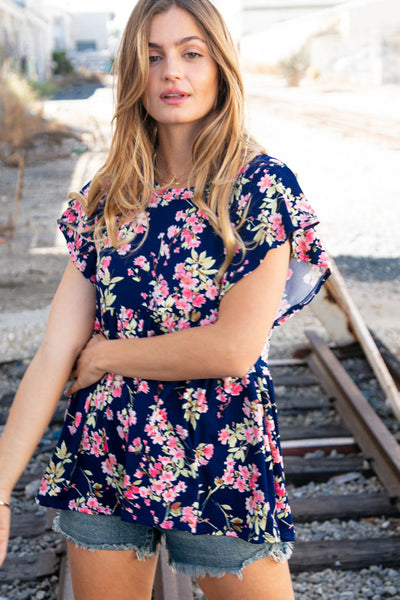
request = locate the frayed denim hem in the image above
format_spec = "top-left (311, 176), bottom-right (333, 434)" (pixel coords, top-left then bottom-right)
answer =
top-left (169, 542), bottom-right (294, 581)
top-left (53, 515), bottom-right (157, 560)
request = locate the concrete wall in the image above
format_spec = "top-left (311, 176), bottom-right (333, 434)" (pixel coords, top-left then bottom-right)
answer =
top-left (240, 0), bottom-right (400, 84)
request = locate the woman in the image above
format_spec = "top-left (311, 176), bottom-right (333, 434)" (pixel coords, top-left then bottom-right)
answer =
top-left (0, 1), bottom-right (330, 598)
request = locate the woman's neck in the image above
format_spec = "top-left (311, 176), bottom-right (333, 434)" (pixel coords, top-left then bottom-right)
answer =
top-left (156, 124), bottom-right (197, 184)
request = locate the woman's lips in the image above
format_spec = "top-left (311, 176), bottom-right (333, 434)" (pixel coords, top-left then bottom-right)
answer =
top-left (160, 89), bottom-right (190, 105)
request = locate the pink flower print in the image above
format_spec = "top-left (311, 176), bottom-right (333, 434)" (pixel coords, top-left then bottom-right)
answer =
top-left (266, 419), bottom-right (275, 434)
top-left (172, 447), bottom-right (185, 461)
top-left (139, 486), bottom-right (151, 498)
top-left (225, 456), bottom-right (235, 469)
top-left (226, 531), bottom-right (238, 537)
top-left (175, 210), bottom-right (186, 221)
top-left (174, 262), bottom-right (186, 278)
top-left (119, 307), bottom-right (134, 322)
top-left (78, 506), bottom-right (92, 514)
top-left (117, 426), bottom-right (128, 442)
top-left (68, 499), bottom-right (78, 510)
top-left (175, 297), bottom-right (191, 312)
top-left (192, 293), bottom-right (206, 308)
top-left (181, 229), bottom-right (201, 248)
top-left (222, 470), bottom-right (235, 485)
top-left (238, 465), bottom-right (250, 480)
top-left (93, 390), bottom-right (107, 410)
top-left (193, 388), bottom-right (208, 413)
top-left (181, 506), bottom-right (198, 532)
top-left (66, 242), bottom-right (78, 262)
top-left (167, 437), bottom-right (178, 451)
top-left (205, 284), bottom-right (219, 301)
top-left (244, 427), bottom-right (255, 444)
top-left (162, 488), bottom-right (177, 503)
top-left (67, 411), bottom-right (82, 435)
top-left (151, 480), bottom-right (165, 495)
top-left (87, 496), bottom-right (100, 511)
top-left (182, 287), bottom-right (193, 302)
top-left (153, 278), bottom-right (170, 304)
top-left (274, 481), bottom-right (286, 497)
top-left (233, 477), bottom-right (246, 493)
top-left (245, 494), bottom-right (257, 515)
top-left (149, 192), bottom-right (159, 207)
top-left (195, 443), bottom-right (214, 466)
top-left (269, 213), bottom-right (286, 242)
top-left (176, 481), bottom-right (187, 494)
top-left (64, 209), bottom-right (76, 224)
top-left (128, 408), bottom-right (137, 426)
top-left (160, 470), bottom-right (175, 484)
top-left (125, 485), bottom-right (140, 500)
top-left (101, 454), bottom-right (118, 476)
top-left (91, 443), bottom-right (101, 457)
top-left (192, 223), bottom-right (205, 234)
top-left (167, 225), bottom-right (179, 239)
top-left (182, 190), bottom-right (193, 200)
top-left (111, 376), bottom-right (124, 398)
top-left (276, 498), bottom-right (287, 511)
top-left (38, 479), bottom-right (50, 495)
top-left (134, 255), bottom-right (149, 269)
top-left (148, 464), bottom-right (161, 478)
top-left (203, 444), bottom-right (214, 460)
top-left (295, 237), bottom-right (311, 262)
top-left (100, 256), bottom-right (111, 270)
top-left (160, 520), bottom-right (174, 529)
top-left (80, 426), bottom-right (90, 452)
top-left (257, 171), bottom-right (273, 193)
top-left (175, 424), bottom-right (189, 438)
top-left (105, 407), bottom-right (114, 420)
top-left (138, 380), bottom-right (150, 394)
top-left (270, 443), bottom-right (282, 464)
top-left (238, 192), bottom-right (251, 210)
top-left (92, 431), bottom-right (103, 445)
top-left (180, 271), bottom-right (196, 288)
top-left (223, 379), bottom-right (243, 396)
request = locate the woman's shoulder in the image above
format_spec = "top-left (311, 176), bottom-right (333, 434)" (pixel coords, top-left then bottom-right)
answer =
top-left (238, 152), bottom-right (296, 186)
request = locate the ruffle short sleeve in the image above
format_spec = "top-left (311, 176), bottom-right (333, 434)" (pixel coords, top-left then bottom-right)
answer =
top-left (220, 154), bottom-right (330, 327)
top-left (58, 183), bottom-right (97, 284)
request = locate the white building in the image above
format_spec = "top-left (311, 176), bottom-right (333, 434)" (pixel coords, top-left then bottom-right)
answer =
top-left (0, 0), bottom-right (52, 80)
top-left (240, 0), bottom-right (400, 84)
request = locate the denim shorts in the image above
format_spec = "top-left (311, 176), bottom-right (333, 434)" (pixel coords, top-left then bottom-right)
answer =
top-left (55, 510), bottom-right (293, 579)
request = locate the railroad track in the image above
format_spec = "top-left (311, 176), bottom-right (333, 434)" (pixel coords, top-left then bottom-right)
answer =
top-left (0, 331), bottom-right (399, 599)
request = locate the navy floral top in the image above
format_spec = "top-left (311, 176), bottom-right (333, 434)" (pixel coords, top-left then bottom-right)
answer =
top-left (37, 153), bottom-right (330, 545)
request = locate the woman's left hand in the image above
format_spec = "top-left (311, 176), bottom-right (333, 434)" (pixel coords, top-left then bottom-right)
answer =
top-left (65, 335), bottom-right (108, 396)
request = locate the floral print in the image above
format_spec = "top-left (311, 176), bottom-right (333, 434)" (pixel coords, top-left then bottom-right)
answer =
top-left (37, 153), bottom-right (330, 545)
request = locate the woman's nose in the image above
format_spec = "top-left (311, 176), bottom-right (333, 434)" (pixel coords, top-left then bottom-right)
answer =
top-left (163, 55), bottom-right (184, 81)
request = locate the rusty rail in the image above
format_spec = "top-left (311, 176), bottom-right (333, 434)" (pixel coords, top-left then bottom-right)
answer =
top-left (306, 329), bottom-right (400, 507)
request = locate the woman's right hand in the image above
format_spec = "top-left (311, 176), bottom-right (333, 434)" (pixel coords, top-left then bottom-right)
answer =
top-left (0, 504), bottom-right (11, 568)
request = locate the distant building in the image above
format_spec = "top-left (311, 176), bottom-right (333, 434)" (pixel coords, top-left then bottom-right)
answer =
top-left (68, 12), bottom-right (112, 72)
top-left (241, 0), bottom-right (400, 85)
top-left (0, 0), bottom-right (52, 80)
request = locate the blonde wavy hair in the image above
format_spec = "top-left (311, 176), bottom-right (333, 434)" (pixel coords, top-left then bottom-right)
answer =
top-left (72, 0), bottom-right (263, 281)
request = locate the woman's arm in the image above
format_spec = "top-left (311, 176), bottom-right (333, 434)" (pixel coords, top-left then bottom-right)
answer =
top-left (68, 241), bottom-right (290, 392)
top-left (0, 260), bottom-right (95, 565)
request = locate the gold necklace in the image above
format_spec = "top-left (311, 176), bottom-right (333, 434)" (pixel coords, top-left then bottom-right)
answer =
top-left (154, 151), bottom-right (192, 188)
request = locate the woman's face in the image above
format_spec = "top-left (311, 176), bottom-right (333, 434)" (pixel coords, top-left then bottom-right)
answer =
top-left (142, 6), bottom-right (219, 133)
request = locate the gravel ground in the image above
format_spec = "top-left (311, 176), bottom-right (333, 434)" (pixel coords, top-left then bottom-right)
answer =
top-left (1, 78), bottom-right (400, 599)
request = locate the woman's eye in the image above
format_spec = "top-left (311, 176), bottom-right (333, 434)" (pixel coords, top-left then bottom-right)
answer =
top-left (149, 55), bottom-right (161, 63)
top-left (185, 52), bottom-right (201, 59)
